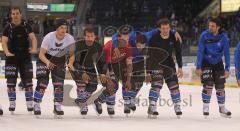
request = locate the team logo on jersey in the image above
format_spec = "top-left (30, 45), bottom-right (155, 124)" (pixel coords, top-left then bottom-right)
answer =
top-left (112, 52), bottom-right (127, 63)
top-left (50, 48), bottom-right (64, 52)
top-left (55, 42), bottom-right (63, 47)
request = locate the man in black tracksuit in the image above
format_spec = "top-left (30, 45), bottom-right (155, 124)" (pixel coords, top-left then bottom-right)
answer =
top-left (68, 26), bottom-right (110, 116)
top-left (1, 6), bottom-right (37, 114)
top-left (147, 18), bottom-right (183, 118)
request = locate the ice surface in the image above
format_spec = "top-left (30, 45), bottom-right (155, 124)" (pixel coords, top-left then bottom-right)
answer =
top-left (0, 79), bottom-right (239, 131)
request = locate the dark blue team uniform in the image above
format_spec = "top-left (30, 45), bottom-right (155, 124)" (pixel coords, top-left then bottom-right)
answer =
top-left (234, 41), bottom-right (240, 80)
top-left (196, 29), bottom-right (230, 105)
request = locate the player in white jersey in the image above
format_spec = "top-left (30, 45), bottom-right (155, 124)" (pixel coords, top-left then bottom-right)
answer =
top-left (33, 19), bottom-right (75, 118)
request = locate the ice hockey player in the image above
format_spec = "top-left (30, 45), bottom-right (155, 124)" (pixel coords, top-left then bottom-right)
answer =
top-left (33, 18), bottom-right (75, 118)
top-left (147, 18), bottom-right (183, 119)
top-left (234, 41), bottom-right (240, 86)
top-left (1, 6), bottom-right (37, 114)
top-left (111, 26), bottom-right (182, 116)
top-left (68, 26), bottom-right (109, 118)
top-left (195, 17), bottom-right (231, 118)
top-left (93, 26), bottom-right (133, 117)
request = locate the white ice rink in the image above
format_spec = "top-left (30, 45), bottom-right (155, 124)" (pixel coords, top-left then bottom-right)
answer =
top-left (0, 79), bottom-right (240, 131)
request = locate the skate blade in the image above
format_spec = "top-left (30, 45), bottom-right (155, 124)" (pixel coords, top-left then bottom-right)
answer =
top-left (96, 111), bottom-right (102, 116)
top-left (147, 114), bottom-right (151, 119)
top-left (10, 111), bottom-right (14, 115)
top-left (35, 115), bottom-right (41, 119)
top-left (96, 113), bottom-right (101, 117)
top-left (92, 105), bottom-right (102, 116)
top-left (204, 115), bottom-right (209, 119)
top-left (220, 113), bottom-right (231, 118)
top-left (109, 115), bottom-right (114, 118)
top-left (54, 114), bottom-right (63, 119)
top-left (176, 115), bottom-right (181, 119)
top-left (82, 115), bottom-right (86, 119)
top-left (125, 113), bottom-right (130, 118)
top-left (148, 114), bottom-right (157, 119)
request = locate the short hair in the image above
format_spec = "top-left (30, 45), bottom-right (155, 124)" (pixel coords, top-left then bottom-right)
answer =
top-left (157, 18), bottom-right (170, 27)
top-left (84, 25), bottom-right (95, 35)
top-left (136, 32), bottom-right (147, 44)
top-left (209, 17), bottom-right (222, 27)
top-left (10, 6), bottom-right (22, 14)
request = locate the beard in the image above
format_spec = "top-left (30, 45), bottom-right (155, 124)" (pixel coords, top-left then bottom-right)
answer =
top-left (86, 40), bottom-right (94, 46)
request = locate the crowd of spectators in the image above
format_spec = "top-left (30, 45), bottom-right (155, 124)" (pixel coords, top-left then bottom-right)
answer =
top-left (86, 0), bottom-right (240, 49)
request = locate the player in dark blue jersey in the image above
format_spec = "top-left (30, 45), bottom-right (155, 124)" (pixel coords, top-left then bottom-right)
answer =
top-left (234, 41), bottom-right (240, 86)
top-left (195, 18), bottom-right (231, 118)
top-left (112, 28), bottom-right (182, 49)
top-left (111, 25), bottom-right (182, 116)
